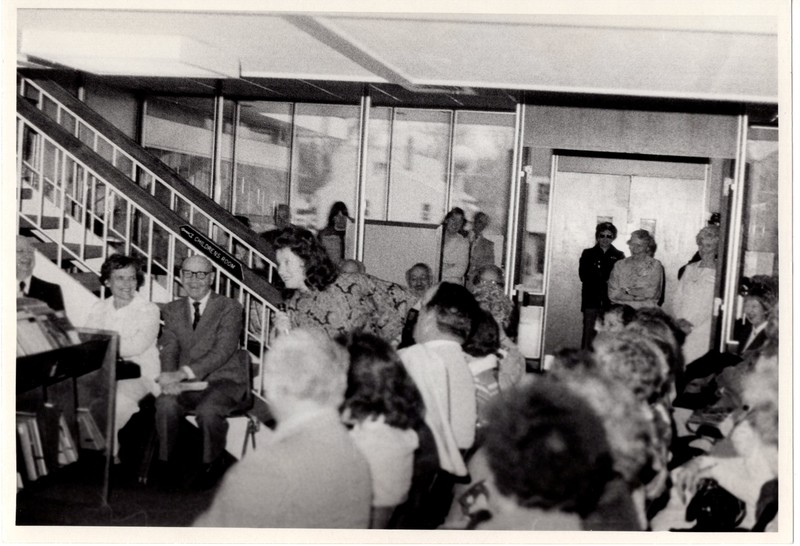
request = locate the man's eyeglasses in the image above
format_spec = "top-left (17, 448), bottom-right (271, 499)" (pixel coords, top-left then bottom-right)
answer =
top-left (598, 233), bottom-right (614, 239)
top-left (181, 269), bottom-right (213, 280)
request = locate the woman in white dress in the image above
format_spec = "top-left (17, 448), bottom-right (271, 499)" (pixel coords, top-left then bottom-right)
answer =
top-left (669, 225), bottom-right (720, 365)
top-left (84, 254), bottom-right (161, 458)
top-left (441, 208), bottom-right (470, 285)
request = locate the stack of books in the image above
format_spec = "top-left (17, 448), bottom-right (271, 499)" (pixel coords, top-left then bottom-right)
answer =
top-left (16, 409), bottom-right (80, 486)
top-left (17, 298), bottom-right (81, 356)
top-left (16, 412), bottom-right (47, 482)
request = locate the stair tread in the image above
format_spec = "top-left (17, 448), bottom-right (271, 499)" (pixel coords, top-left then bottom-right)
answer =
top-left (70, 271), bottom-right (102, 293)
top-left (19, 215), bottom-right (68, 230)
top-left (34, 241), bottom-right (103, 261)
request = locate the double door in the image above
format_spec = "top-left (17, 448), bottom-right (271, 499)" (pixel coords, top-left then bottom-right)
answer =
top-left (543, 163), bottom-right (707, 355)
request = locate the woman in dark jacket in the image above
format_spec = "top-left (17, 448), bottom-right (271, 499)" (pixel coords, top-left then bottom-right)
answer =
top-left (579, 222), bottom-right (625, 348)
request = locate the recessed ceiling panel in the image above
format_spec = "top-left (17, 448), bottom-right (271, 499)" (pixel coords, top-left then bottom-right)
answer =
top-left (325, 17), bottom-right (777, 101)
top-left (16, 8), bottom-right (779, 102)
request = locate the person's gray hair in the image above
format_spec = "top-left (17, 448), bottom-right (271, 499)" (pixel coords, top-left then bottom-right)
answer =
top-left (696, 225), bottom-right (720, 246)
top-left (629, 229), bottom-right (657, 255)
top-left (265, 329), bottom-right (349, 407)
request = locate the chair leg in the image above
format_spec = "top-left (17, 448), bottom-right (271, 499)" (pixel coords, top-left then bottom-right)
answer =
top-left (240, 414), bottom-right (260, 459)
top-left (138, 427), bottom-right (158, 484)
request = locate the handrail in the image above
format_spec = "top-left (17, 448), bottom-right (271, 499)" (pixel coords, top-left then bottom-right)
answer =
top-left (18, 77), bottom-right (279, 284)
top-left (18, 96), bottom-right (280, 403)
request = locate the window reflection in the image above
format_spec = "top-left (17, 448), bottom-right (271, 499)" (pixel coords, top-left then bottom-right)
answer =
top-left (218, 100), bottom-right (235, 211)
top-left (143, 96), bottom-right (215, 197)
top-left (519, 149), bottom-right (553, 293)
top-left (740, 127), bottom-right (778, 278)
top-left (389, 109), bottom-right (451, 223)
top-left (450, 111), bottom-right (515, 271)
top-left (232, 101), bottom-right (292, 233)
top-left (366, 107), bottom-right (392, 220)
top-left (290, 104), bottom-right (360, 237)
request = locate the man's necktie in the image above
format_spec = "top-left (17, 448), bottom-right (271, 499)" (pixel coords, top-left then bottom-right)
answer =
top-left (19, 281), bottom-right (26, 296)
top-left (192, 301), bottom-right (201, 330)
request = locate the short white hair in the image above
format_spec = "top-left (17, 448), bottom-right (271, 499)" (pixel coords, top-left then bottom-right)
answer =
top-left (265, 329), bottom-right (349, 407)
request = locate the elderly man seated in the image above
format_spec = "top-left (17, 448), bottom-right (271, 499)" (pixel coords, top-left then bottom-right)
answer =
top-left (194, 329), bottom-right (372, 528)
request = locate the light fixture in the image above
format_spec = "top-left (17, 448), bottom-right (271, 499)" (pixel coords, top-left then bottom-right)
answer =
top-left (20, 30), bottom-right (240, 78)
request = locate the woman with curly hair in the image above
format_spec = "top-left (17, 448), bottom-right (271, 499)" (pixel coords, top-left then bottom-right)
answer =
top-left (550, 352), bottom-right (657, 530)
top-left (272, 226), bottom-right (412, 341)
top-left (468, 265), bottom-right (525, 390)
top-left (592, 330), bottom-right (674, 519)
top-left (337, 331), bottom-right (425, 528)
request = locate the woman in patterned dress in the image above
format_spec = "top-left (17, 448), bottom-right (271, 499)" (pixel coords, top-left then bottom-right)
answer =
top-left (272, 226), bottom-right (411, 342)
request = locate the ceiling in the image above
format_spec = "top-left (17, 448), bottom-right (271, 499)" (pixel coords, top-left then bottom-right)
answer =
top-left (16, 7), bottom-right (781, 106)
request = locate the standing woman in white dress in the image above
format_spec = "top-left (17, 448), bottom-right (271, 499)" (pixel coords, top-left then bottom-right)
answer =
top-left (440, 208), bottom-right (470, 285)
top-left (84, 254), bottom-right (161, 458)
top-left (669, 225), bottom-right (720, 365)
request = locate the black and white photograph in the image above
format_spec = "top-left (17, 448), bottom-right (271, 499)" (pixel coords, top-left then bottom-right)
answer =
top-left (4, 0), bottom-right (791, 543)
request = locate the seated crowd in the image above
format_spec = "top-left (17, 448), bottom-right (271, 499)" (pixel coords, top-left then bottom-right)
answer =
top-left (17, 209), bottom-right (780, 531)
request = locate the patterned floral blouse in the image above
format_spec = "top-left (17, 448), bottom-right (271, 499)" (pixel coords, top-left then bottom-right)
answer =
top-left (285, 272), bottom-right (413, 342)
top-left (470, 282), bottom-right (514, 331)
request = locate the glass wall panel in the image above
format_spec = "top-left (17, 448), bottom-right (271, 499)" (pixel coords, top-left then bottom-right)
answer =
top-left (218, 99), bottom-right (235, 211)
top-left (518, 148), bottom-right (553, 294)
top-left (366, 107), bottom-right (392, 220)
top-left (143, 96), bottom-right (215, 197)
top-left (388, 109), bottom-right (451, 223)
top-left (232, 101), bottom-right (292, 233)
top-left (740, 127), bottom-right (778, 277)
top-left (726, 126), bottom-right (778, 345)
top-left (450, 111), bottom-right (515, 272)
top-left (290, 104), bottom-right (360, 256)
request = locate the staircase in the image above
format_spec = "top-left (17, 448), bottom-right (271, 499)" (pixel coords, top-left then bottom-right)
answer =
top-left (17, 77), bottom-right (283, 418)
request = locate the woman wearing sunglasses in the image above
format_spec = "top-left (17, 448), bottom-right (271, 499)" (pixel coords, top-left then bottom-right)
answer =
top-left (579, 222), bottom-right (625, 348)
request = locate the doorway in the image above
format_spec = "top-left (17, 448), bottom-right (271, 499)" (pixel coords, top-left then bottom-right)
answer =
top-left (543, 156), bottom-right (708, 355)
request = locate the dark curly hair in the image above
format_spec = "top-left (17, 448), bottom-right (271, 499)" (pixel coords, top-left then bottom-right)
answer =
top-left (424, 282), bottom-right (480, 341)
top-left (337, 331), bottom-right (424, 431)
top-left (595, 222), bottom-right (618, 239)
top-left (274, 226), bottom-right (338, 291)
top-left (100, 254), bottom-right (144, 289)
top-left (483, 378), bottom-right (614, 517)
top-left (462, 308), bottom-right (501, 358)
top-left (325, 201), bottom-right (350, 228)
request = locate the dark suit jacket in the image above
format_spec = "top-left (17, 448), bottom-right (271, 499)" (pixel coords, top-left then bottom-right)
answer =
top-left (733, 320), bottom-right (768, 355)
top-left (28, 276), bottom-right (65, 311)
top-left (159, 292), bottom-right (247, 398)
top-left (578, 245), bottom-right (624, 311)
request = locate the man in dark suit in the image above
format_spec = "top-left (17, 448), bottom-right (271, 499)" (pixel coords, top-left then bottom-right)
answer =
top-left (155, 255), bottom-right (248, 488)
top-left (17, 236), bottom-right (65, 311)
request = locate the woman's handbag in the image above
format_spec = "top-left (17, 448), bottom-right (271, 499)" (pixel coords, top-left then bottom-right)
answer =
top-left (684, 478), bottom-right (746, 531)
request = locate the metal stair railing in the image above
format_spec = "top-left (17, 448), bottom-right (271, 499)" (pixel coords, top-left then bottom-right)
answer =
top-left (17, 96), bottom-right (280, 406)
top-left (18, 77), bottom-right (279, 286)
